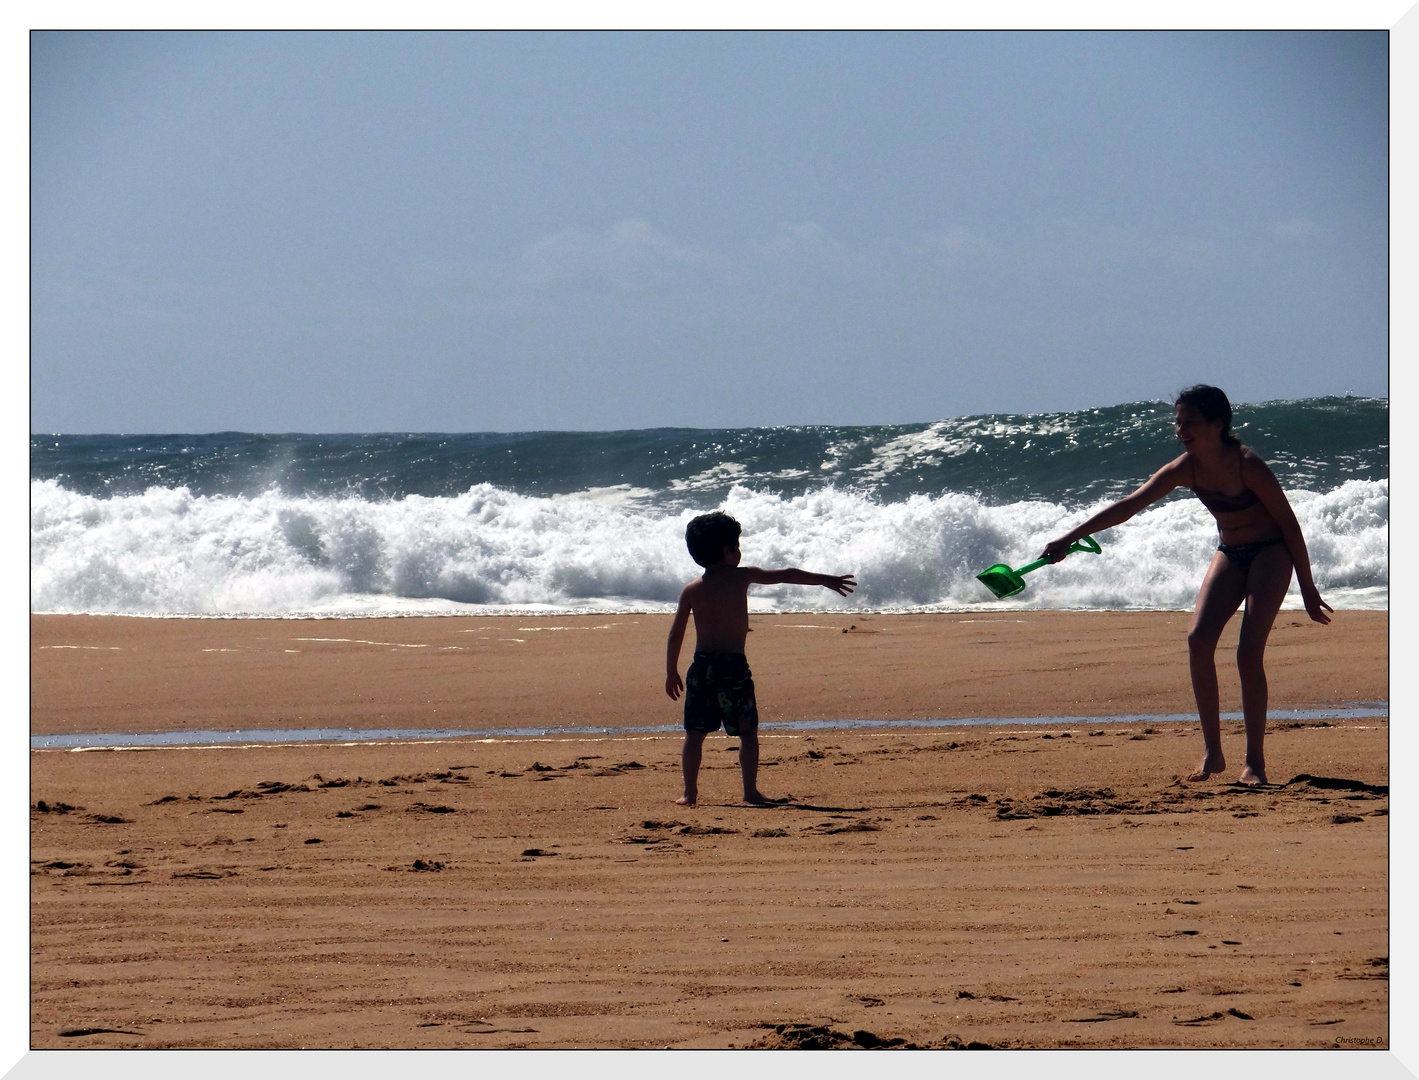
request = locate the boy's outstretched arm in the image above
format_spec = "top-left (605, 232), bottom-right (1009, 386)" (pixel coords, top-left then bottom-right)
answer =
top-left (665, 590), bottom-right (692, 699)
top-left (745, 568), bottom-right (856, 596)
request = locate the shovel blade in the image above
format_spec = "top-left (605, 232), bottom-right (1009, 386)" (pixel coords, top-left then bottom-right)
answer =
top-left (976, 563), bottom-right (1026, 599)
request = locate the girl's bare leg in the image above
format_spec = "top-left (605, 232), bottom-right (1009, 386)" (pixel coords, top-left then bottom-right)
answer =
top-left (1234, 544), bottom-right (1294, 786)
top-left (1185, 552), bottom-right (1247, 781)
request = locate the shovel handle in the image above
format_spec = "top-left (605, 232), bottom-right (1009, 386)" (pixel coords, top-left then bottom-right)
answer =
top-left (1014, 556), bottom-right (1053, 576)
top-left (1030, 534), bottom-right (1102, 573)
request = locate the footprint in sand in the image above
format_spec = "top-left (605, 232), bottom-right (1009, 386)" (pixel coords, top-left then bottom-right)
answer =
top-left (815, 819), bottom-right (880, 835)
top-left (1174, 1012), bottom-right (1224, 1026)
top-left (1064, 1010), bottom-right (1139, 1023)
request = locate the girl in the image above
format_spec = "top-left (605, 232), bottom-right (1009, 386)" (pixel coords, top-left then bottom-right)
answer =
top-left (1042, 385), bottom-right (1331, 786)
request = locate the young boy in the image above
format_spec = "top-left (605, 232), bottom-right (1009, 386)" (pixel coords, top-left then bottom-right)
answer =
top-left (665, 511), bottom-right (855, 806)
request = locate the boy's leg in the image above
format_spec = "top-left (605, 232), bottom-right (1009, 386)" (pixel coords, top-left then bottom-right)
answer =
top-left (678, 730), bottom-right (707, 806)
top-left (738, 728), bottom-right (767, 804)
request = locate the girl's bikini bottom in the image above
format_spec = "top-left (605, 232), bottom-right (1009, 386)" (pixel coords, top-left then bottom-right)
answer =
top-left (1217, 537), bottom-right (1285, 571)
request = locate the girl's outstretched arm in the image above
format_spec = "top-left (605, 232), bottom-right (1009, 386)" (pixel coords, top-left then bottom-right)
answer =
top-left (1244, 453), bottom-right (1332, 625)
top-left (1042, 456), bottom-right (1189, 563)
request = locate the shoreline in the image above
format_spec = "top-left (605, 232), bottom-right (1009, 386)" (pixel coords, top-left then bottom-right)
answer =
top-left (32, 705), bottom-right (1391, 751)
top-left (29, 597), bottom-right (1391, 619)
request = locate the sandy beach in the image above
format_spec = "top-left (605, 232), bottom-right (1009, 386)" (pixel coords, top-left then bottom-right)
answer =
top-left (31, 611), bottom-right (1388, 1048)
top-left (31, 610), bottom-right (1387, 736)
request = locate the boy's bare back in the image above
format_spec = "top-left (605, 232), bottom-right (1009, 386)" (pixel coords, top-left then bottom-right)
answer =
top-left (678, 566), bottom-right (757, 654)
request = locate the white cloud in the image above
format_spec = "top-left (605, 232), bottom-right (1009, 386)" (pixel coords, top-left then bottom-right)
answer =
top-left (755, 221), bottom-right (852, 274)
top-left (514, 219), bottom-right (719, 293)
top-left (923, 226), bottom-right (999, 258)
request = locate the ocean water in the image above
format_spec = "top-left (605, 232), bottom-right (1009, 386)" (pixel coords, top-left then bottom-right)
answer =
top-left (30, 707), bottom-right (1390, 751)
top-left (31, 396), bottom-right (1388, 617)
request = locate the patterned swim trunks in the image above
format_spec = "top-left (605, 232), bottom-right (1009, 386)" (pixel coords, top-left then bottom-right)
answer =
top-left (683, 651), bottom-right (759, 737)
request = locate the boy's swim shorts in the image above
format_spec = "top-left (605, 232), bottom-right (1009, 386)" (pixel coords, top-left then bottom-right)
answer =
top-left (683, 650), bottom-right (759, 737)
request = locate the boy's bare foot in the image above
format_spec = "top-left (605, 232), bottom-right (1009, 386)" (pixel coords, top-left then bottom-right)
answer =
top-left (1185, 752), bottom-right (1226, 782)
top-left (743, 790), bottom-right (772, 806)
top-left (676, 793), bottom-right (696, 806)
top-left (1237, 765), bottom-right (1267, 787)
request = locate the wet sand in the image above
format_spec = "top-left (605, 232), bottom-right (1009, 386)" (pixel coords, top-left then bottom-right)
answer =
top-left (31, 611), bottom-right (1387, 737)
top-left (30, 612), bottom-right (1388, 1048)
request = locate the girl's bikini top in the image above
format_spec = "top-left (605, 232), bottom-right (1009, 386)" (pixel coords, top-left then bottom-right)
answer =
top-left (1189, 454), bottom-right (1261, 514)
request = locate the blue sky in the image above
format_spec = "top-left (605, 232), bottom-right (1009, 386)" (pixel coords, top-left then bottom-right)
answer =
top-left (31, 30), bottom-right (1389, 433)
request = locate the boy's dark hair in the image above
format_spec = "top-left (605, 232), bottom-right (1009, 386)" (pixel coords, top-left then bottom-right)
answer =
top-left (685, 511), bottom-right (742, 567)
top-left (1175, 384), bottom-right (1242, 448)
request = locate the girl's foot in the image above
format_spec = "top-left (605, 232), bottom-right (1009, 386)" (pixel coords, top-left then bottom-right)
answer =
top-left (1185, 752), bottom-right (1227, 782)
top-left (743, 789), bottom-right (771, 806)
top-left (675, 793), bottom-right (697, 806)
top-left (1237, 765), bottom-right (1268, 787)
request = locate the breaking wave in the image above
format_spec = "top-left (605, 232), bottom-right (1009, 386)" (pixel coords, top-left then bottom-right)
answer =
top-left (30, 477), bottom-right (1388, 616)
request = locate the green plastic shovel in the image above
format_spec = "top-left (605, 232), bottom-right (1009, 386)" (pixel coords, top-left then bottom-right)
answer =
top-left (975, 535), bottom-right (1102, 599)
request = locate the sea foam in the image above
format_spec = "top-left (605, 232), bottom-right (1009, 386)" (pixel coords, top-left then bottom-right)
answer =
top-left (30, 477), bottom-right (1388, 616)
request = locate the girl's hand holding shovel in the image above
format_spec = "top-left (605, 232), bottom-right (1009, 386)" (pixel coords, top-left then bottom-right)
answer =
top-left (1041, 536), bottom-right (1075, 564)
